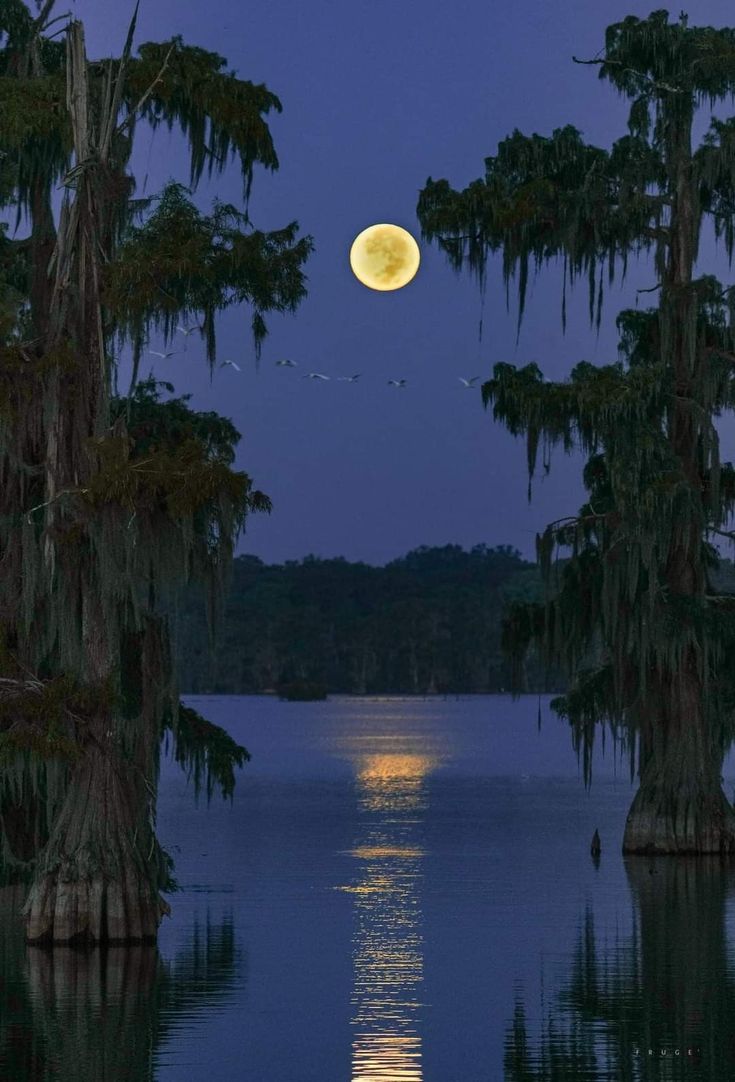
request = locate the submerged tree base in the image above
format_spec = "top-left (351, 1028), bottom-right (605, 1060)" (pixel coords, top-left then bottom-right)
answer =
top-left (622, 785), bottom-right (735, 854)
top-left (22, 743), bottom-right (171, 944)
top-left (23, 879), bottom-right (169, 945)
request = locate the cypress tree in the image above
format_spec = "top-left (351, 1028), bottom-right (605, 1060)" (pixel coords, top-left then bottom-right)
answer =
top-left (418, 10), bottom-right (735, 852)
top-left (0, 1), bottom-right (312, 939)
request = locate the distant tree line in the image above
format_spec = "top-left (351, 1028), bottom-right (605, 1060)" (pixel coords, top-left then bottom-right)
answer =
top-left (177, 544), bottom-right (735, 696)
top-left (175, 544), bottom-right (552, 694)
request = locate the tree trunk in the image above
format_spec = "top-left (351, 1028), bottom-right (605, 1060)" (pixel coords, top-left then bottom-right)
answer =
top-left (22, 738), bottom-right (169, 943)
top-left (22, 600), bottom-right (171, 943)
top-left (623, 663), bottom-right (735, 853)
top-left (18, 22), bottom-right (172, 942)
top-left (624, 110), bottom-right (735, 854)
top-left (29, 178), bottom-right (57, 340)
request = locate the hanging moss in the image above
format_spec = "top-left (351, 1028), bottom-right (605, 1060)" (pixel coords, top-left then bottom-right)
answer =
top-left (103, 183), bottom-right (312, 369)
top-left (419, 12), bottom-right (735, 836)
top-left (124, 36), bottom-right (282, 200)
top-left (0, 673), bottom-right (117, 772)
top-left (174, 703), bottom-right (249, 805)
top-left (0, 4), bottom-right (311, 934)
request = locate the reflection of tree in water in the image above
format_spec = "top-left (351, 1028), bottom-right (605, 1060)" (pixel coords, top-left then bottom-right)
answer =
top-left (0, 886), bottom-right (242, 1081)
top-left (505, 859), bottom-right (735, 1080)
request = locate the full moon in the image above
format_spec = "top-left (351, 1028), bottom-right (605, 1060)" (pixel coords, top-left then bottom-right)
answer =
top-left (349, 223), bottom-right (420, 291)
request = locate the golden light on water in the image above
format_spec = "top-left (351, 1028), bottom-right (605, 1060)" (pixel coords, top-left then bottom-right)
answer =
top-left (335, 729), bottom-right (441, 1082)
top-left (349, 224), bottom-right (421, 291)
top-left (352, 1034), bottom-right (423, 1081)
top-left (349, 847), bottom-right (426, 860)
top-left (356, 753), bottom-right (436, 814)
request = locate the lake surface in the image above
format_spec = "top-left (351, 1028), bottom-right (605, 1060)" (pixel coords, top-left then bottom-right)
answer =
top-left (3, 694), bottom-right (735, 1080)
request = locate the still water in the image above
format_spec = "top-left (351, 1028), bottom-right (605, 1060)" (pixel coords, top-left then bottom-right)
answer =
top-left (3, 695), bottom-right (735, 1080)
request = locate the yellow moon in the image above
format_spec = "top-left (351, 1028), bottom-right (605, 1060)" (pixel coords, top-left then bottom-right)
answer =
top-left (349, 223), bottom-right (420, 291)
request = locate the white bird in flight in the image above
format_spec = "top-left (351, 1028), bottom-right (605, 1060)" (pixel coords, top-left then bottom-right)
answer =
top-left (220, 359), bottom-right (241, 371)
top-left (302, 372), bottom-right (330, 380)
top-left (275, 358), bottom-right (298, 367)
top-left (149, 349), bottom-right (178, 359)
top-left (459, 376), bottom-right (480, 388)
top-left (337, 374), bottom-right (361, 382)
top-left (388, 379), bottom-right (407, 388)
top-left (176, 323), bottom-right (202, 337)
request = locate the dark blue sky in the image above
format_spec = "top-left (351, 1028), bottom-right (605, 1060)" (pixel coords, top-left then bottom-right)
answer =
top-left (74, 0), bottom-right (735, 564)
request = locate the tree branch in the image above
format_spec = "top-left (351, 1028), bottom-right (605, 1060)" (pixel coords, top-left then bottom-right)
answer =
top-left (546, 510), bottom-right (611, 534)
top-left (34, 0), bottom-right (58, 31)
top-left (40, 11), bottom-right (71, 31)
top-left (99, 1), bottom-right (140, 161)
top-left (572, 55), bottom-right (684, 94)
top-left (642, 226), bottom-right (670, 241)
top-left (115, 41), bottom-right (176, 141)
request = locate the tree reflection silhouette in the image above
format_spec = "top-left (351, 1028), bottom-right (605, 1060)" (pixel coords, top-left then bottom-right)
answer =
top-left (0, 886), bottom-right (242, 1081)
top-left (505, 859), bottom-right (735, 1080)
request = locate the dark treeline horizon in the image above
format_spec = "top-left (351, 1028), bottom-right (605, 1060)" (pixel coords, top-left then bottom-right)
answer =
top-left (177, 543), bottom-right (545, 695)
top-left (177, 543), bottom-right (735, 697)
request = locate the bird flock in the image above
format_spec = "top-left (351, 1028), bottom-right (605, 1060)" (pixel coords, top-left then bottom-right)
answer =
top-left (146, 327), bottom-right (483, 389)
top-left (275, 364), bottom-right (481, 388)
top-left (147, 325), bottom-right (243, 372)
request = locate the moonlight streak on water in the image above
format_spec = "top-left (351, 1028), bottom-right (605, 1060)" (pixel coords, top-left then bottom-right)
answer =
top-left (336, 731), bottom-right (440, 1082)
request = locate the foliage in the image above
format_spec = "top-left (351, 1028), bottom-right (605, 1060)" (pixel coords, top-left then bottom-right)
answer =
top-left (417, 11), bottom-right (735, 823)
top-left (173, 704), bottom-right (249, 804)
top-left (0, 3), bottom-right (313, 362)
top-left (105, 182), bottom-right (313, 372)
top-left (0, 674), bottom-right (110, 763)
top-left (124, 35), bottom-right (282, 199)
top-left (176, 544), bottom-right (554, 695)
top-left (0, 1), bottom-right (310, 898)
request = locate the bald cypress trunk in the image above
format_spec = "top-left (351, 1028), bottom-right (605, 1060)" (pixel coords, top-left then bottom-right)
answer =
top-left (23, 598), bottom-right (170, 944)
top-left (23, 742), bottom-right (168, 943)
top-left (623, 111), bottom-right (735, 853)
top-left (29, 179), bottom-right (56, 339)
top-left (18, 22), bottom-right (170, 943)
top-left (624, 665), bottom-right (735, 852)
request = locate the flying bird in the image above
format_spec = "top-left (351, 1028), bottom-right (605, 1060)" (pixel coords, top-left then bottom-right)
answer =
top-left (302, 372), bottom-right (330, 380)
top-left (275, 358), bottom-right (298, 367)
top-left (220, 360), bottom-right (241, 371)
top-left (176, 323), bottom-right (202, 337)
top-left (149, 349), bottom-right (178, 359)
top-left (459, 376), bottom-right (480, 387)
top-left (337, 374), bottom-right (361, 382)
top-left (388, 379), bottom-right (407, 388)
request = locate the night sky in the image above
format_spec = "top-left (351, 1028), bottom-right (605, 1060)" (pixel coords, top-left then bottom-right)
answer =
top-left (71, 0), bottom-right (735, 564)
